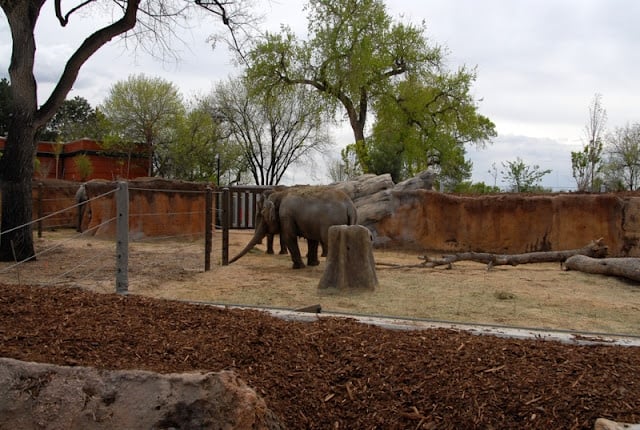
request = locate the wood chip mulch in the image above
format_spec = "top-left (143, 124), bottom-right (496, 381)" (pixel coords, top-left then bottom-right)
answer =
top-left (1, 283), bottom-right (639, 429)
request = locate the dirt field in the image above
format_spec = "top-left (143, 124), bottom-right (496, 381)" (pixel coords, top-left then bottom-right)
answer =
top-left (1, 228), bottom-right (639, 336)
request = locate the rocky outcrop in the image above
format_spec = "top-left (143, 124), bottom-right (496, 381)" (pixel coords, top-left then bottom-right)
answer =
top-left (0, 357), bottom-right (283, 430)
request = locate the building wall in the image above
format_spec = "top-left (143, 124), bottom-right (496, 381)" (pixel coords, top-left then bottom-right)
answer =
top-left (0, 137), bottom-right (149, 181)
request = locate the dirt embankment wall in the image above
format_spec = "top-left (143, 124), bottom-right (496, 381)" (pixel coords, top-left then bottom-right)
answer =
top-left (85, 179), bottom-right (208, 239)
top-left (29, 180), bottom-right (640, 256)
top-left (374, 191), bottom-right (640, 256)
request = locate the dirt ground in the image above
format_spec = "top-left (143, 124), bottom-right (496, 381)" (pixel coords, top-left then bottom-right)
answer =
top-left (1, 229), bottom-right (640, 428)
top-left (1, 228), bottom-right (638, 336)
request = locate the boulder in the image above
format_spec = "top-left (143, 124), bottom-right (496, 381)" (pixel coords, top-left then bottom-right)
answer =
top-left (0, 357), bottom-right (283, 430)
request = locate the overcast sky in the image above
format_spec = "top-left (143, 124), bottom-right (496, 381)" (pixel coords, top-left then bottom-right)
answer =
top-left (2, 0), bottom-right (639, 189)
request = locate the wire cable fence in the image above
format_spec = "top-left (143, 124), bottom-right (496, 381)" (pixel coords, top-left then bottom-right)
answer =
top-left (0, 181), bottom-right (270, 294)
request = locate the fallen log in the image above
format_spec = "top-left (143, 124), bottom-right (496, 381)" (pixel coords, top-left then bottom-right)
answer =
top-left (379, 239), bottom-right (608, 270)
top-left (564, 255), bottom-right (640, 282)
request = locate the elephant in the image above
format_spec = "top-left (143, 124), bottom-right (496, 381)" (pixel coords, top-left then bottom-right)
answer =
top-left (74, 183), bottom-right (91, 232)
top-left (229, 186), bottom-right (358, 269)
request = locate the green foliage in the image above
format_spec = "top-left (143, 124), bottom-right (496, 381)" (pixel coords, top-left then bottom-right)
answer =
top-left (501, 157), bottom-right (551, 193)
top-left (368, 72), bottom-right (495, 184)
top-left (156, 97), bottom-right (242, 182)
top-left (602, 123), bottom-right (640, 190)
top-left (39, 96), bottom-right (100, 142)
top-left (453, 181), bottom-right (501, 194)
top-left (0, 78), bottom-right (10, 136)
top-left (246, 0), bottom-right (443, 172)
top-left (73, 154), bottom-right (94, 181)
top-left (99, 74), bottom-right (184, 176)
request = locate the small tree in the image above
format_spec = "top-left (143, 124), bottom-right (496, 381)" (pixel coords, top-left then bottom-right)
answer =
top-left (602, 123), bottom-right (640, 190)
top-left (571, 94), bottom-right (606, 191)
top-left (100, 74), bottom-right (184, 177)
top-left (501, 157), bottom-right (551, 193)
top-left (74, 154), bottom-right (94, 182)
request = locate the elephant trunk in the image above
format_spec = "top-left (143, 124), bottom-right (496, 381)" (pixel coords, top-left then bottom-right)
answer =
top-left (228, 224), bottom-right (268, 264)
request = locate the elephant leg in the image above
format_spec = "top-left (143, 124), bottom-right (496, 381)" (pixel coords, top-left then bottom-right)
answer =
top-left (307, 239), bottom-right (320, 266)
top-left (320, 241), bottom-right (327, 257)
top-left (266, 234), bottom-right (275, 254)
top-left (282, 222), bottom-right (305, 269)
top-left (278, 232), bottom-right (288, 254)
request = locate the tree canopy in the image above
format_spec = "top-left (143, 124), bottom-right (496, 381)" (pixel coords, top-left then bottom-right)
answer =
top-left (245, 0), bottom-right (493, 181)
top-left (212, 77), bottom-right (332, 185)
top-left (602, 123), bottom-right (640, 191)
top-left (571, 94), bottom-right (606, 192)
top-left (246, 0), bottom-right (444, 172)
top-left (367, 72), bottom-right (495, 184)
top-left (100, 74), bottom-right (184, 177)
top-left (39, 96), bottom-right (99, 142)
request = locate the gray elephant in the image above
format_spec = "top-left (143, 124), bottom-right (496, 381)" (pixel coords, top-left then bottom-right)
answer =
top-left (229, 186), bottom-right (358, 269)
top-left (74, 183), bottom-right (90, 232)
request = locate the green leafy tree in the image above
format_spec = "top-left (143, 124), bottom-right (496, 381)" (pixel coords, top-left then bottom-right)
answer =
top-left (246, 0), bottom-right (443, 172)
top-left (39, 96), bottom-right (99, 142)
top-left (0, 77), bottom-right (10, 136)
top-left (571, 94), bottom-right (606, 191)
top-left (73, 154), bottom-right (94, 181)
top-left (0, 0), bottom-right (244, 261)
top-left (368, 73), bottom-right (496, 184)
top-left (157, 97), bottom-right (243, 182)
top-left (212, 77), bottom-right (332, 186)
top-left (501, 157), bottom-right (551, 193)
top-left (453, 181), bottom-right (501, 194)
top-left (100, 74), bottom-right (185, 177)
top-left (602, 123), bottom-right (640, 190)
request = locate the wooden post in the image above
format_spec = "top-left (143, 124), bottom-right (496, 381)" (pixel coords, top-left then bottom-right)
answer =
top-left (318, 225), bottom-right (378, 291)
top-left (115, 181), bottom-right (129, 294)
top-left (205, 186), bottom-right (213, 271)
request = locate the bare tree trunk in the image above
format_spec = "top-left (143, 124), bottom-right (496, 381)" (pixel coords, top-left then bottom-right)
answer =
top-left (398, 239), bottom-right (609, 270)
top-left (564, 255), bottom-right (640, 282)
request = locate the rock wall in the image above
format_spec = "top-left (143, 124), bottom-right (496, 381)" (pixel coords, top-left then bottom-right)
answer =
top-left (373, 190), bottom-right (640, 256)
top-left (28, 175), bottom-right (640, 256)
top-left (0, 357), bottom-right (282, 430)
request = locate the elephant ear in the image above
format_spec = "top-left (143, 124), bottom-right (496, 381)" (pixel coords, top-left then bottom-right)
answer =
top-left (263, 199), bottom-right (278, 226)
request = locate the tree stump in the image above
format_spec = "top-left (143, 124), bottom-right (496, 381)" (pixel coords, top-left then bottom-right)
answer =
top-left (318, 225), bottom-right (378, 291)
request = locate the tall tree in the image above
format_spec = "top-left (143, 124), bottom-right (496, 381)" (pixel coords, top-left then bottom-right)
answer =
top-left (245, 0), bottom-right (442, 172)
top-left (213, 77), bottom-right (331, 185)
top-left (100, 74), bottom-right (184, 176)
top-left (39, 96), bottom-right (99, 142)
top-left (0, 77), bottom-right (10, 136)
top-left (602, 123), bottom-right (640, 191)
top-left (571, 93), bottom-right (606, 191)
top-left (367, 72), bottom-right (496, 185)
top-left (0, 0), bottom-right (247, 262)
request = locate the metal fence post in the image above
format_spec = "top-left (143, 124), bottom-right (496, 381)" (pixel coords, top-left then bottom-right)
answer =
top-left (222, 187), bottom-right (230, 265)
top-left (205, 186), bottom-right (213, 271)
top-left (116, 181), bottom-right (129, 294)
top-left (37, 182), bottom-right (43, 238)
